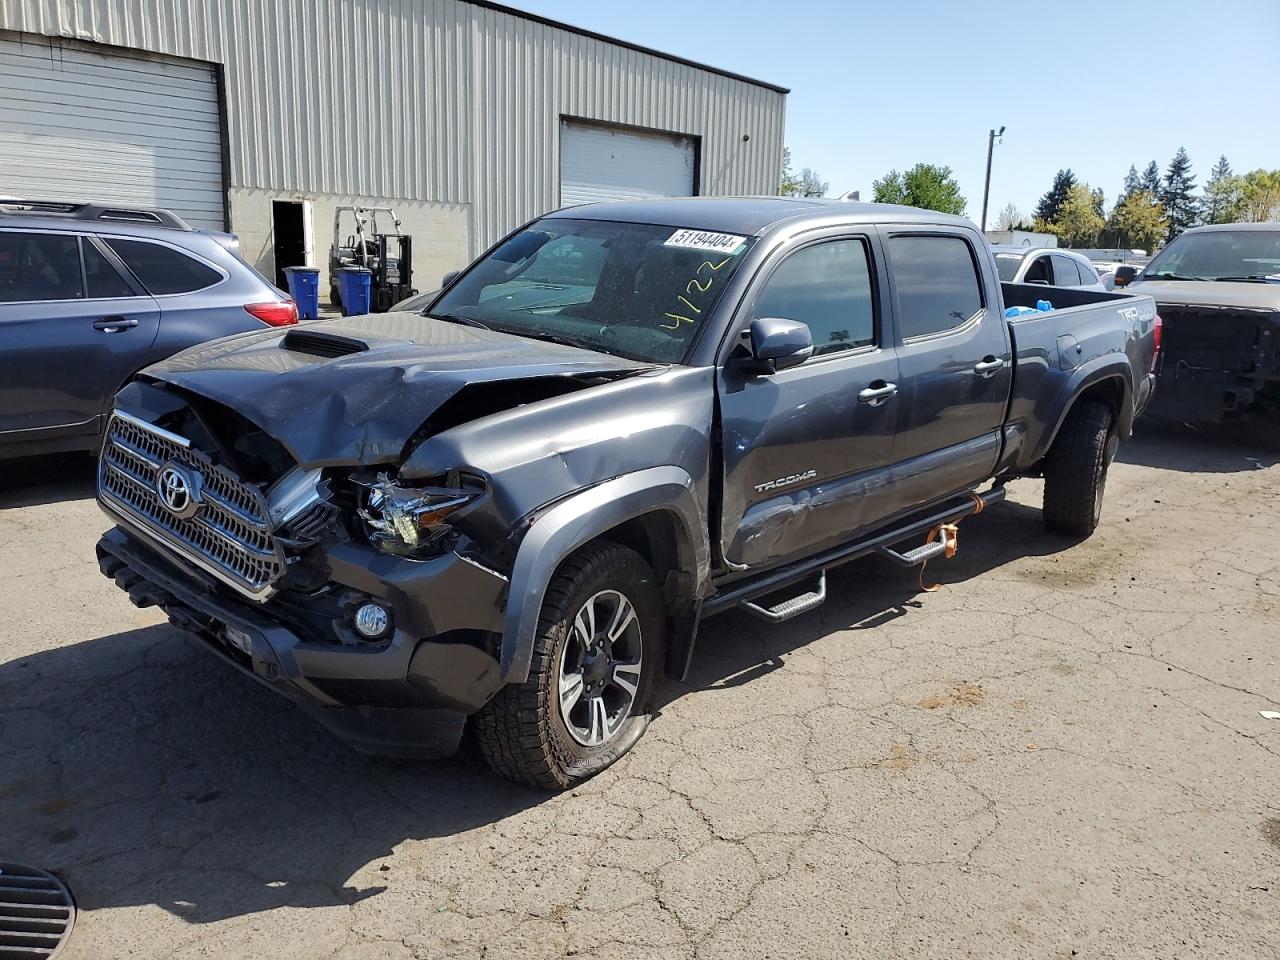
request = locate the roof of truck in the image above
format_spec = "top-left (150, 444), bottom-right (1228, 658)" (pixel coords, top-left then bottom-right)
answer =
top-left (545, 196), bottom-right (976, 236)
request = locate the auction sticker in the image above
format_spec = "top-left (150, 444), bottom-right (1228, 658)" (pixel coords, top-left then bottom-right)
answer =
top-left (664, 229), bottom-right (747, 253)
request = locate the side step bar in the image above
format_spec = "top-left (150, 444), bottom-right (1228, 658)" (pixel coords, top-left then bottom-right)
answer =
top-left (704, 485), bottom-right (1006, 621)
top-left (739, 572), bottom-right (826, 623)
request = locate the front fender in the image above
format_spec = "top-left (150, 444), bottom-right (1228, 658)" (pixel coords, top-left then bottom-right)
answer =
top-left (500, 465), bottom-right (709, 683)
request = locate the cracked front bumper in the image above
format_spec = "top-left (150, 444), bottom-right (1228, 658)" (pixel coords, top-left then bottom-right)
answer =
top-left (95, 526), bottom-right (510, 759)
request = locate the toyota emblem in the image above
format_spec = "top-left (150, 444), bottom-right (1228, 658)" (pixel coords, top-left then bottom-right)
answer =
top-left (156, 463), bottom-right (202, 519)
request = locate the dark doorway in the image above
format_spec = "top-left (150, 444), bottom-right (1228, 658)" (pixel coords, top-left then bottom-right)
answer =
top-left (271, 200), bottom-right (307, 289)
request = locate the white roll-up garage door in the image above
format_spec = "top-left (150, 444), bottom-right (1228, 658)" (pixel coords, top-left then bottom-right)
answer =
top-left (560, 121), bottom-right (696, 208)
top-left (0, 34), bottom-right (225, 230)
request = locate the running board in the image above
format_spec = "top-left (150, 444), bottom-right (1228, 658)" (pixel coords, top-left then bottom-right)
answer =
top-left (739, 572), bottom-right (826, 623)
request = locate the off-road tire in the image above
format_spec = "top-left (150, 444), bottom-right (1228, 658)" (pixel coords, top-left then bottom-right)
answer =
top-left (1042, 400), bottom-right (1117, 536)
top-left (474, 541), bottom-right (665, 790)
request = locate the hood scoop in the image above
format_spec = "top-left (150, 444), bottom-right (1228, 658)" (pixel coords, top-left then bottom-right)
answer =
top-left (282, 329), bottom-right (371, 358)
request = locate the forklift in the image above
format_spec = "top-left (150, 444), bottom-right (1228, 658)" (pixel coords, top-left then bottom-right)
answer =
top-left (328, 205), bottom-right (416, 311)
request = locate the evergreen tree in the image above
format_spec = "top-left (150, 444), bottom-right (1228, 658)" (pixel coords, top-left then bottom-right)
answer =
top-left (1034, 169), bottom-right (1077, 224)
top-left (1202, 155), bottom-right (1240, 224)
top-left (1120, 165), bottom-right (1140, 199)
top-left (1139, 161), bottom-right (1162, 194)
top-left (1160, 146), bottom-right (1200, 242)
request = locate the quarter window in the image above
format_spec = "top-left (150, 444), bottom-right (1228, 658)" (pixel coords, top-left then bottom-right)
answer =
top-left (105, 239), bottom-right (221, 295)
top-left (83, 240), bottom-right (137, 299)
top-left (890, 235), bottom-right (984, 339)
top-left (0, 232), bottom-right (83, 302)
top-left (752, 239), bottom-right (876, 357)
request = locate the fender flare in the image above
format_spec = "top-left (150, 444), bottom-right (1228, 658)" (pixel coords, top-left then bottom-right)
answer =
top-left (500, 465), bottom-right (709, 683)
top-left (1030, 357), bottom-right (1134, 466)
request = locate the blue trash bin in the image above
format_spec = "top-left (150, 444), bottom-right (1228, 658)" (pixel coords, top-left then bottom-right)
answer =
top-left (282, 266), bottom-right (320, 321)
top-left (338, 267), bottom-right (373, 317)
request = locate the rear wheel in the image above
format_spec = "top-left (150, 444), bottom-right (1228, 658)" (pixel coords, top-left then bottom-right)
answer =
top-left (1042, 400), bottom-right (1117, 536)
top-left (474, 542), bottom-right (665, 789)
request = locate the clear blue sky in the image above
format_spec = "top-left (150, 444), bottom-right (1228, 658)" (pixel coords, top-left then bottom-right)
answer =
top-left (506, 0), bottom-right (1280, 221)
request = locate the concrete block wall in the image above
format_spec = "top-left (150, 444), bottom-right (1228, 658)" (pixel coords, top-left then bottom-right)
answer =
top-left (228, 188), bottom-right (472, 305)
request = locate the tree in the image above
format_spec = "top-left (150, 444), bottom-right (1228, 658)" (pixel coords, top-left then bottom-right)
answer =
top-left (779, 147), bottom-right (802, 196)
top-left (1051, 182), bottom-right (1105, 248)
top-left (1091, 187), bottom-right (1106, 220)
top-left (871, 163), bottom-right (966, 215)
top-left (1106, 189), bottom-right (1168, 253)
top-left (798, 167), bottom-right (828, 198)
top-left (1161, 146), bottom-right (1200, 242)
top-left (1034, 169), bottom-right (1077, 224)
top-left (994, 203), bottom-right (1029, 231)
top-left (1139, 161), bottom-right (1162, 194)
top-left (1203, 155), bottom-right (1241, 224)
top-left (1233, 169), bottom-right (1280, 222)
top-left (1120, 165), bottom-right (1140, 199)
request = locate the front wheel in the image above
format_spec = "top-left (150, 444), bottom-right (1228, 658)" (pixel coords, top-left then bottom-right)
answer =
top-left (1042, 400), bottom-right (1117, 536)
top-left (474, 542), bottom-right (665, 789)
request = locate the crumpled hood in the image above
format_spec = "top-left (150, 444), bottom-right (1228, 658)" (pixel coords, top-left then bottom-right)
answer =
top-left (1130, 279), bottom-right (1280, 311)
top-left (144, 312), bottom-right (650, 466)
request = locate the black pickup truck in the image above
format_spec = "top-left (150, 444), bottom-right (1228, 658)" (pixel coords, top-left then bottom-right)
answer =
top-left (96, 198), bottom-right (1159, 788)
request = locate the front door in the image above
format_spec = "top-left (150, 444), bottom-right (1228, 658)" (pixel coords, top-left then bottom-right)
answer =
top-left (0, 231), bottom-right (161, 442)
top-left (881, 231), bottom-right (1012, 512)
top-left (717, 232), bottom-right (901, 573)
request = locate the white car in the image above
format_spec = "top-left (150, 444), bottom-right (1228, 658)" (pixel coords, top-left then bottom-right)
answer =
top-left (991, 246), bottom-right (1107, 291)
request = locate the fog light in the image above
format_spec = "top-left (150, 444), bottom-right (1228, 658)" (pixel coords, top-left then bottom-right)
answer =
top-left (353, 602), bottom-right (392, 639)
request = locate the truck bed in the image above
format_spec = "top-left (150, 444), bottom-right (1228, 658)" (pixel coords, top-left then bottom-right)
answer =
top-left (998, 282), bottom-right (1158, 473)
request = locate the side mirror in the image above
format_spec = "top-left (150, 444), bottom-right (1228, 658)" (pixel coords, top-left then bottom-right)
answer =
top-left (441, 270), bottom-right (460, 289)
top-left (1114, 266), bottom-right (1137, 287)
top-left (748, 317), bottom-right (813, 372)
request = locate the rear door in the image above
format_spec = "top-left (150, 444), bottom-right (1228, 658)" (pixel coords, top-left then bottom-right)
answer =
top-left (717, 229), bottom-right (901, 572)
top-left (881, 231), bottom-right (1012, 511)
top-left (0, 230), bottom-right (160, 442)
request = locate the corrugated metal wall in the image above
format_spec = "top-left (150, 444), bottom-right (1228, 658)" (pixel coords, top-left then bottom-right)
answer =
top-left (0, 0), bottom-right (787, 252)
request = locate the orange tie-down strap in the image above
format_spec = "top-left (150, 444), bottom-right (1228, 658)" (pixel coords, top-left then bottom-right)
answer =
top-left (918, 492), bottom-right (986, 593)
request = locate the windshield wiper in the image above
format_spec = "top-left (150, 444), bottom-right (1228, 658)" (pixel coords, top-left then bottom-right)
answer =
top-left (426, 312), bottom-right (490, 330)
top-left (1145, 273), bottom-right (1206, 281)
top-left (1214, 275), bottom-right (1280, 283)
top-left (518, 330), bottom-right (603, 353)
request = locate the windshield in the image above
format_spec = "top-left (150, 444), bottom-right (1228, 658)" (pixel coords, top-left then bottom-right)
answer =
top-left (993, 252), bottom-right (1025, 281)
top-left (1143, 229), bottom-right (1280, 282)
top-left (429, 218), bottom-right (754, 363)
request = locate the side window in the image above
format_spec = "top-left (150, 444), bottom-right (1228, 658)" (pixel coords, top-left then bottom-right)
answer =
top-left (1023, 255), bottom-right (1052, 284)
top-left (889, 235), bottom-right (983, 339)
top-left (83, 239), bottom-right (137, 299)
top-left (1077, 259), bottom-right (1099, 284)
top-left (752, 238), bottom-right (876, 357)
top-left (105, 239), bottom-right (221, 295)
top-left (0, 232), bottom-right (83, 302)
top-left (1052, 254), bottom-right (1082, 286)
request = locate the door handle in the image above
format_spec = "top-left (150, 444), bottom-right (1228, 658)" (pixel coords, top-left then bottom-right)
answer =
top-left (93, 316), bottom-right (138, 333)
top-left (857, 381), bottom-right (898, 406)
top-left (973, 356), bottom-right (1006, 377)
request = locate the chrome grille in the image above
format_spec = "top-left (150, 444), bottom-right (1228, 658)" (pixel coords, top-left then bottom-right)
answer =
top-left (98, 411), bottom-right (285, 600)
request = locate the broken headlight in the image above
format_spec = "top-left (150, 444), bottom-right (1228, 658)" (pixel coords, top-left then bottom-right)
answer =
top-left (356, 472), bottom-right (483, 557)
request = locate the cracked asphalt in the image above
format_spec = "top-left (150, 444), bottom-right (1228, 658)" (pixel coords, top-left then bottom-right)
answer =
top-left (2, 426), bottom-right (1278, 959)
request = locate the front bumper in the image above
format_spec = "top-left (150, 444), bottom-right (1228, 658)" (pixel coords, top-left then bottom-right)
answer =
top-left (96, 525), bottom-right (510, 759)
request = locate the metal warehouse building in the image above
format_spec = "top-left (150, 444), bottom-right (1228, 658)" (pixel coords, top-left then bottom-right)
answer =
top-left (0, 0), bottom-right (788, 297)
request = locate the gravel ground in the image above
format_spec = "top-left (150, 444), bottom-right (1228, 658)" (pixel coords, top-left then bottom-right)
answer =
top-left (2, 426), bottom-right (1278, 960)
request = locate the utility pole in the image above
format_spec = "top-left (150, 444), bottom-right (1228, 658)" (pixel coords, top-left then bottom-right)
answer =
top-left (980, 125), bottom-right (1005, 233)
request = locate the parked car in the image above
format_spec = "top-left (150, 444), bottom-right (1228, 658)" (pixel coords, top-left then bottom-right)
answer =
top-left (991, 245), bottom-right (1107, 291)
top-left (0, 199), bottom-right (298, 460)
top-left (1123, 222), bottom-right (1280, 423)
top-left (95, 198), bottom-right (1158, 788)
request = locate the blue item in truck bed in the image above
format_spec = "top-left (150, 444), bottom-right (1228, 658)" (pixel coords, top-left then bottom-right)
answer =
top-left (1005, 299), bottom-right (1055, 319)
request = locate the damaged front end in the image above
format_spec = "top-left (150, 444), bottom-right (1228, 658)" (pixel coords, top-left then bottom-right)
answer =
top-left (1149, 304), bottom-right (1280, 423)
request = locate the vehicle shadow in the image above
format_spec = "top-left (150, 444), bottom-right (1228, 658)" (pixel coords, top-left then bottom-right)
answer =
top-left (0, 452), bottom-right (97, 508)
top-left (666, 498), bottom-right (1079, 702)
top-left (1121, 421), bottom-right (1280, 473)
top-left (0, 499), bottom-right (1074, 927)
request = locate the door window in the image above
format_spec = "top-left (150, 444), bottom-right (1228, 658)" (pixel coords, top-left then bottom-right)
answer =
top-left (0, 232), bottom-right (83, 302)
top-left (105, 239), bottom-right (222, 295)
top-left (1023, 255), bottom-right (1053, 284)
top-left (1052, 254), bottom-right (1083, 286)
top-left (752, 239), bottom-right (876, 357)
top-left (889, 235), bottom-right (983, 339)
top-left (83, 239), bottom-right (137, 299)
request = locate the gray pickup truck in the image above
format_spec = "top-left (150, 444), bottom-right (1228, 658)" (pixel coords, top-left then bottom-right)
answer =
top-left (95, 198), bottom-right (1158, 788)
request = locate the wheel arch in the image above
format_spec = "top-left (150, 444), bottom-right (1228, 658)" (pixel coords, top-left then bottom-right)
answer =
top-left (1029, 361), bottom-right (1133, 468)
top-left (500, 466), bottom-right (710, 684)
